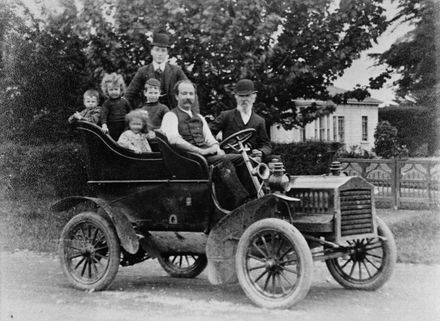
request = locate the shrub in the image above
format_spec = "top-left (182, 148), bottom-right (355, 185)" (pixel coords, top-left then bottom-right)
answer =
top-left (272, 141), bottom-right (343, 175)
top-left (374, 121), bottom-right (401, 158)
top-left (0, 142), bottom-right (90, 198)
top-left (379, 105), bottom-right (436, 156)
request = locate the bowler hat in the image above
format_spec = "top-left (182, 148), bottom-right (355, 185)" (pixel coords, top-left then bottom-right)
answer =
top-left (234, 79), bottom-right (257, 95)
top-left (152, 32), bottom-right (170, 47)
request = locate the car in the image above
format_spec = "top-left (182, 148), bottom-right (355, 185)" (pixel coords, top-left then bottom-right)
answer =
top-left (52, 120), bottom-right (397, 309)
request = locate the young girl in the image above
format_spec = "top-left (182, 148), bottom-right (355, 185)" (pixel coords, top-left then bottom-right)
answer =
top-left (117, 110), bottom-right (153, 153)
top-left (100, 73), bottom-right (131, 140)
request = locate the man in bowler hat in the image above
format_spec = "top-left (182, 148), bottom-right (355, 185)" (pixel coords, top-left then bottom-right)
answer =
top-left (209, 79), bottom-right (272, 162)
top-left (125, 32), bottom-right (197, 111)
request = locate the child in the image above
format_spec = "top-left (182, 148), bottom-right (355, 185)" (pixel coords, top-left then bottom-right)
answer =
top-left (117, 109), bottom-right (153, 153)
top-left (68, 89), bottom-right (101, 124)
top-left (100, 73), bottom-right (131, 140)
top-left (140, 78), bottom-right (169, 129)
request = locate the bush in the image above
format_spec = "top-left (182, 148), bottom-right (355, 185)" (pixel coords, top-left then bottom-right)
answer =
top-left (374, 121), bottom-right (401, 158)
top-left (0, 142), bottom-right (90, 198)
top-left (379, 105), bottom-right (436, 156)
top-left (272, 141), bottom-right (343, 175)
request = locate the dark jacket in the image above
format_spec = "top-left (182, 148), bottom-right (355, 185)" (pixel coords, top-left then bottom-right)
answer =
top-left (68, 106), bottom-right (101, 124)
top-left (210, 109), bottom-right (272, 157)
top-left (125, 63), bottom-right (188, 109)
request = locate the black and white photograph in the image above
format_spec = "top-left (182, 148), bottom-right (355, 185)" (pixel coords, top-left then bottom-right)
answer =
top-left (0, 0), bottom-right (439, 320)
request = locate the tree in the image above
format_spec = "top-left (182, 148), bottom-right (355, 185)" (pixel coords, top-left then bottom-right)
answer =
top-left (369, 0), bottom-right (440, 154)
top-left (1, 0), bottom-right (389, 143)
top-left (0, 1), bottom-right (91, 143)
top-left (374, 121), bottom-right (401, 158)
top-left (379, 105), bottom-right (433, 156)
top-left (88, 0), bottom-right (388, 127)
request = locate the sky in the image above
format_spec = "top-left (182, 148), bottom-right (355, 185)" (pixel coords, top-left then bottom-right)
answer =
top-left (22, 0), bottom-right (412, 105)
top-left (334, 0), bottom-right (413, 105)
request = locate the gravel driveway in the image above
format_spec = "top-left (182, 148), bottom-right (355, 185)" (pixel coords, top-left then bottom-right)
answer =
top-left (1, 251), bottom-right (439, 321)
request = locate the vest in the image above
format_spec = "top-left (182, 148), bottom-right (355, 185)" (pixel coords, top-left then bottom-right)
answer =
top-left (171, 108), bottom-right (206, 147)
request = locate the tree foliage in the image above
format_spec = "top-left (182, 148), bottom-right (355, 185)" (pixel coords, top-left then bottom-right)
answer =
top-left (369, 0), bottom-right (439, 107)
top-left (369, 0), bottom-right (439, 154)
top-left (374, 121), bottom-right (401, 158)
top-left (379, 105), bottom-right (434, 156)
top-left (0, 0), bottom-right (389, 143)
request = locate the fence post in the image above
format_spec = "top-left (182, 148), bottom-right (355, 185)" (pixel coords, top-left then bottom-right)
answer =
top-left (394, 158), bottom-right (402, 210)
top-left (427, 162), bottom-right (432, 207)
top-left (392, 159), bottom-right (400, 210)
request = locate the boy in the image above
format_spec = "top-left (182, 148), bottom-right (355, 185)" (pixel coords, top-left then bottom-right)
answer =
top-left (68, 89), bottom-right (101, 124)
top-left (140, 78), bottom-right (169, 129)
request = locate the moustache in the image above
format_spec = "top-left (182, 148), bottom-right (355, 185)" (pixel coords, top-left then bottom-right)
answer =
top-left (183, 98), bottom-right (194, 104)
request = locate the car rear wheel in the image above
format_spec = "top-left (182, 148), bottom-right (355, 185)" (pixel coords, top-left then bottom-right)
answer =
top-left (235, 218), bottom-right (313, 309)
top-left (325, 217), bottom-right (396, 290)
top-left (59, 211), bottom-right (120, 290)
top-left (158, 254), bottom-right (207, 278)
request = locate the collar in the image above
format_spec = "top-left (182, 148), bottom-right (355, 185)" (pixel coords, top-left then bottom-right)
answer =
top-left (178, 106), bottom-right (193, 118)
top-left (153, 61), bottom-right (167, 71)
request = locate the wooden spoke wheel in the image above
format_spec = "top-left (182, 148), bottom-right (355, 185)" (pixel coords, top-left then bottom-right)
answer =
top-left (325, 217), bottom-right (396, 290)
top-left (59, 212), bottom-right (120, 290)
top-left (235, 218), bottom-right (313, 309)
top-left (158, 254), bottom-right (207, 278)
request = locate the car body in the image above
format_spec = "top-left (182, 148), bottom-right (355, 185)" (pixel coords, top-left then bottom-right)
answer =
top-left (53, 121), bottom-right (396, 309)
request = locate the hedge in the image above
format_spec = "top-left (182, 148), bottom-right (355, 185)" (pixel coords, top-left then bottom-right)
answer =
top-left (272, 141), bottom-right (343, 175)
top-left (0, 142), bottom-right (90, 198)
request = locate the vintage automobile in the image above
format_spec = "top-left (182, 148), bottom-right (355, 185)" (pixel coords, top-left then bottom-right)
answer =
top-left (52, 120), bottom-right (397, 309)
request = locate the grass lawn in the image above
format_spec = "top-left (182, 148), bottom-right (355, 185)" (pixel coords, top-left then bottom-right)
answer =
top-left (377, 208), bottom-right (440, 264)
top-left (1, 192), bottom-right (439, 264)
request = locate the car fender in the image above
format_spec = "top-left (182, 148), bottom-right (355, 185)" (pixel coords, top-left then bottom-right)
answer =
top-left (206, 194), bottom-right (286, 285)
top-left (51, 196), bottom-right (139, 254)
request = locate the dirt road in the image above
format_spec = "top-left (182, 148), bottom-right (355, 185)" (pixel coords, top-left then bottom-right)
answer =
top-left (0, 251), bottom-right (439, 321)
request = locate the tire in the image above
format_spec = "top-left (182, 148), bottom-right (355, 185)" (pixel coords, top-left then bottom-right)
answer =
top-left (59, 211), bottom-right (121, 291)
top-left (325, 217), bottom-right (397, 290)
top-left (158, 254), bottom-right (207, 278)
top-left (235, 218), bottom-right (313, 309)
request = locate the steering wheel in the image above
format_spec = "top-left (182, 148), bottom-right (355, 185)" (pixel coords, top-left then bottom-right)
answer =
top-left (219, 128), bottom-right (255, 151)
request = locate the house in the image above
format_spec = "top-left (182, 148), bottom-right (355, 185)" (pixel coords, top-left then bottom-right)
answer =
top-left (270, 86), bottom-right (382, 151)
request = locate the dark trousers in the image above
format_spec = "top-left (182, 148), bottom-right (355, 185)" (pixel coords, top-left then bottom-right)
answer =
top-left (206, 154), bottom-right (256, 209)
top-left (107, 121), bottom-right (126, 141)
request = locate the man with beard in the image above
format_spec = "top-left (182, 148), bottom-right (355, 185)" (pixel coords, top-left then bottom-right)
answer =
top-left (160, 80), bottom-right (254, 208)
top-left (209, 79), bottom-right (272, 162)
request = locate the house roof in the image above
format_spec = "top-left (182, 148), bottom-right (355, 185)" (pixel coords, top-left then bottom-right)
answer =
top-left (327, 86), bottom-right (382, 105)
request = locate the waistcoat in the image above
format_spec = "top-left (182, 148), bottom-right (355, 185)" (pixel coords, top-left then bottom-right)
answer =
top-left (171, 108), bottom-right (205, 147)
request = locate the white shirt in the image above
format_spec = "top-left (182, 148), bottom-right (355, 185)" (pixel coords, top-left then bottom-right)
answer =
top-left (160, 108), bottom-right (218, 147)
top-left (239, 111), bottom-right (252, 125)
top-left (153, 61), bottom-right (167, 72)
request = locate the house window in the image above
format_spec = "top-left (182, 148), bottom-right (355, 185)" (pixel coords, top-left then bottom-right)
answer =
top-left (337, 116), bottom-right (345, 142)
top-left (333, 116), bottom-right (337, 141)
top-left (327, 115), bottom-right (330, 141)
top-left (314, 121), bottom-right (318, 139)
top-left (300, 126), bottom-right (306, 142)
top-left (319, 117), bottom-right (325, 141)
top-left (362, 116), bottom-right (368, 141)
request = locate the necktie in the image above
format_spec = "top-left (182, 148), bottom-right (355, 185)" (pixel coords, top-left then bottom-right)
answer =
top-left (154, 68), bottom-right (163, 81)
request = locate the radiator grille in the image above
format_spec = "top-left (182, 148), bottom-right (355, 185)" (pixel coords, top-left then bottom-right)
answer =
top-left (340, 190), bottom-right (373, 237)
